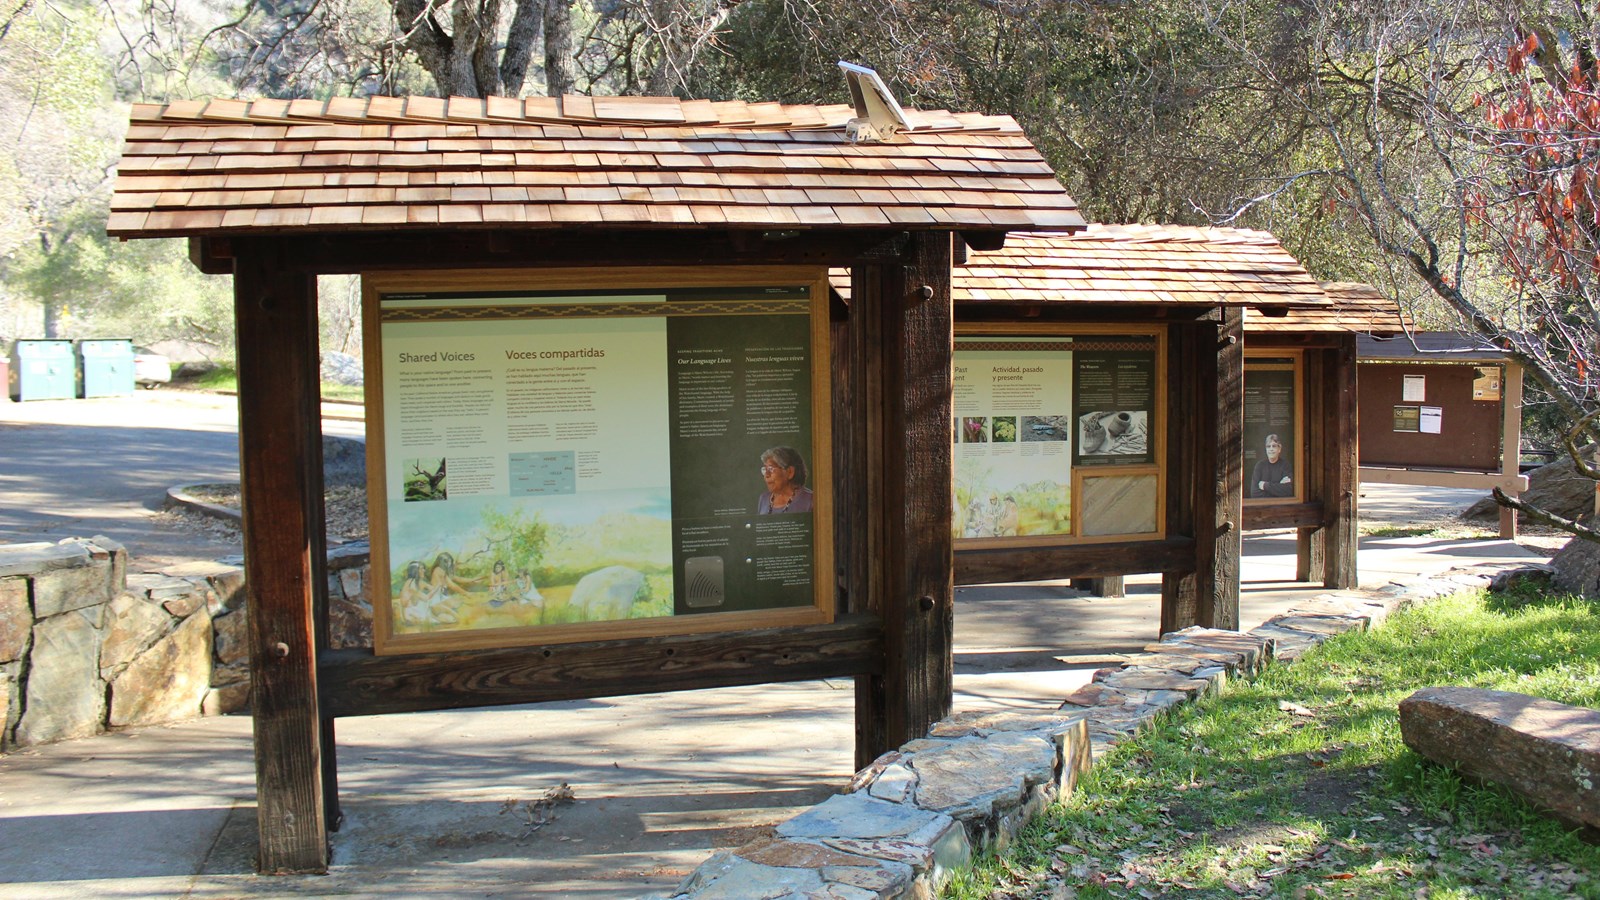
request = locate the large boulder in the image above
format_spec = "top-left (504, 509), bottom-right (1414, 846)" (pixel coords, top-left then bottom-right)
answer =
top-left (319, 350), bottom-right (364, 386)
top-left (1464, 446), bottom-right (1596, 524)
top-left (567, 566), bottom-right (647, 622)
top-left (322, 434), bottom-right (366, 487)
top-left (1549, 536), bottom-right (1600, 597)
top-left (1399, 687), bottom-right (1600, 834)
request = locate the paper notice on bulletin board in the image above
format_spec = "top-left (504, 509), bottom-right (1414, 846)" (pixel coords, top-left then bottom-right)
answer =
top-left (1472, 366), bottom-right (1502, 400)
top-left (1402, 374), bottom-right (1426, 402)
top-left (1393, 405), bottom-right (1420, 432)
top-left (1420, 406), bottom-right (1442, 433)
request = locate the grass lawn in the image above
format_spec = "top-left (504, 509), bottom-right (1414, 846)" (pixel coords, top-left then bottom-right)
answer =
top-left (945, 584), bottom-right (1600, 899)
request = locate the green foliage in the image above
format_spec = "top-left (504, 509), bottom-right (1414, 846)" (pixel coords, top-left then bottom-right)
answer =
top-left (539, 512), bottom-right (672, 586)
top-left (946, 586), bottom-right (1600, 899)
top-left (478, 505), bottom-right (551, 581)
top-left (12, 229), bottom-right (235, 348)
top-left (694, 0), bottom-right (1321, 228)
top-left (0, 2), bottom-right (240, 346)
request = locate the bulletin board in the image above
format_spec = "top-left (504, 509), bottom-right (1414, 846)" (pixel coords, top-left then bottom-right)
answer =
top-left (362, 267), bottom-right (834, 654)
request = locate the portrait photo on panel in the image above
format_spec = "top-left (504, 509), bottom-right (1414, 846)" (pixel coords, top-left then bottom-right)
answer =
top-left (1250, 432), bottom-right (1295, 498)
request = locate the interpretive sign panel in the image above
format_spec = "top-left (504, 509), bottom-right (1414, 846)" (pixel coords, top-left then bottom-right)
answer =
top-left (1472, 366), bottom-right (1502, 401)
top-left (363, 267), bottom-right (832, 655)
top-left (1243, 354), bottom-right (1302, 503)
top-left (1393, 406), bottom-right (1420, 432)
top-left (953, 329), bottom-right (1162, 545)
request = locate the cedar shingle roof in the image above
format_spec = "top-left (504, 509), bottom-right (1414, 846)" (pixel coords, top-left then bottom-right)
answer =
top-left (1357, 331), bottom-right (1508, 361)
top-left (830, 224), bottom-right (1327, 307)
top-left (106, 94), bottom-right (1085, 238)
top-left (1243, 281), bottom-right (1411, 335)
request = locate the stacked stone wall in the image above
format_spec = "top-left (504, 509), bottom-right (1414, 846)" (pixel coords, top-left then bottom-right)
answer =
top-left (0, 537), bottom-right (373, 751)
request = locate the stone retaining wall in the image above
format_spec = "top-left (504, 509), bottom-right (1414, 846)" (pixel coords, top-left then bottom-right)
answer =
top-left (0, 537), bottom-right (373, 751)
top-left (658, 564), bottom-right (1520, 900)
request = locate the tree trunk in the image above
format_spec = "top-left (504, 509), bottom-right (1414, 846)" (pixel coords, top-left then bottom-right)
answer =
top-left (544, 0), bottom-right (574, 96)
top-left (446, 1), bottom-right (488, 95)
top-left (643, 0), bottom-right (735, 96)
top-left (41, 296), bottom-right (63, 339)
top-left (500, 0), bottom-right (544, 95)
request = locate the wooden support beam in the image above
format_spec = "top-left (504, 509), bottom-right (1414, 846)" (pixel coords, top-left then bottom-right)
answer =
top-left (234, 242), bottom-right (330, 874)
top-left (849, 257), bottom-right (890, 768)
top-left (1160, 321), bottom-right (1221, 634)
top-left (1358, 466), bottom-right (1527, 492)
top-left (858, 231), bottom-right (954, 764)
top-left (1243, 502), bottom-right (1325, 532)
top-left (1214, 308), bottom-right (1243, 630)
top-left (1297, 526), bottom-right (1325, 583)
top-left (1323, 339), bottom-right (1359, 588)
top-left (1160, 324), bottom-right (1200, 634)
top-left (1292, 349), bottom-right (1328, 585)
top-left (830, 295), bottom-right (855, 612)
top-left (956, 537), bottom-right (1197, 586)
top-left (1500, 362), bottom-right (1524, 540)
top-left (320, 617), bottom-right (883, 719)
top-left (193, 229), bottom-right (913, 275)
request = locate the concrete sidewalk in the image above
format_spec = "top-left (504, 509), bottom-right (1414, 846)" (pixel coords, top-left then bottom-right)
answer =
top-left (0, 393), bottom-right (362, 570)
top-left (0, 525), bottom-right (1545, 899)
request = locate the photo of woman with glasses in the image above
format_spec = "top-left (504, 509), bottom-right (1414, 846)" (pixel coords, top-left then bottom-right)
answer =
top-left (757, 446), bottom-right (814, 514)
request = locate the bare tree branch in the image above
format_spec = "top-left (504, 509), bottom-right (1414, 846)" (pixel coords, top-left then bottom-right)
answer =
top-left (0, 0), bottom-right (36, 47)
top-left (1494, 485), bottom-right (1600, 542)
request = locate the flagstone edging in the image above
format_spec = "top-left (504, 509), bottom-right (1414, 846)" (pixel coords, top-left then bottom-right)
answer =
top-left (653, 562), bottom-right (1531, 900)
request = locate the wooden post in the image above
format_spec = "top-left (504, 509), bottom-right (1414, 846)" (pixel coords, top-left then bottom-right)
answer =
top-left (857, 232), bottom-right (954, 763)
top-left (1294, 350), bottom-right (1326, 584)
top-left (1296, 526), bottom-right (1323, 582)
top-left (234, 242), bottom-right (332, 874)
top-left (851, 256), bottom-right (889, 767)
top-left (1161, 320), bottom-right (1221, 633)
top-left (1500, 362), bottom-right (1523, 540)
top-left (1213, 308), bottom-right (1243, 630)
top-left (1322, 339), bottom-right (1359, 588)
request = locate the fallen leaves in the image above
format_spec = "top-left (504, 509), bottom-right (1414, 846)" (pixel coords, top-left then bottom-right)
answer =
top-left (498, 782), bottom-right (576, 839)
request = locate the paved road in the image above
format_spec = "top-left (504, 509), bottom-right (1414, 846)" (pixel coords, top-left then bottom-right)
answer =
top-left (0, 392), bottom-right (362, 570)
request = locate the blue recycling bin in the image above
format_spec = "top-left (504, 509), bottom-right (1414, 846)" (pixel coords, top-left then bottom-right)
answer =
top-left (10, 340), bottom-right (76, 401)
top-left (79, 339), bottom-right (136, 397)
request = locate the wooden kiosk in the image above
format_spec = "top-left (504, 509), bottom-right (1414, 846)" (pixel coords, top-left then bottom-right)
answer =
top-left (107, 94), bottom-right (1084, 872)
top-left (1240, 282), bottom-right (1412, 587)
top-left (1356, 332), bottom-right (1527, 538)
top-left (835, 225), bottom-right (1330, 632)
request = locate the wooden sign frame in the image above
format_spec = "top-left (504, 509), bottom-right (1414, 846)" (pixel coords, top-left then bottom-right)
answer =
top-left (362, 265), bottom-right (835, 655)
top-left (1242, 349), bottom-right (1305, 506)
top-left (950, 321), bottom-right (1167, 549)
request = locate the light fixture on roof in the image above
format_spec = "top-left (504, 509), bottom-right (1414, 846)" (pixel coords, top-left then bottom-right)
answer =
top-left (838, 61), bottom-right (910, 144)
